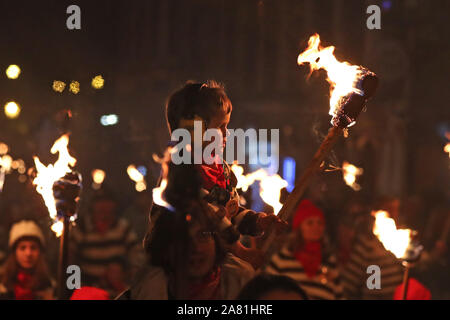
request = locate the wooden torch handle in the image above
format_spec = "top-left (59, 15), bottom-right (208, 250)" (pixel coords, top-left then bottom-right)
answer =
top-left (261, 125), bottom-right (344, 258)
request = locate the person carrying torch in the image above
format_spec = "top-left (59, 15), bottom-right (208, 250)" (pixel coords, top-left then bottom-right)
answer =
top-left (32, 134), bottom-right (82, 299)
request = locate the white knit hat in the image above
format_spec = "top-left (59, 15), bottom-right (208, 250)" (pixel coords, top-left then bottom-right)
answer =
top-left (9, 220), bottom-right (45, 248)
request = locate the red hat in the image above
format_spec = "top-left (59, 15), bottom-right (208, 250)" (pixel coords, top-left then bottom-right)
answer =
top-left (393, 278), bottom-right (431, 300)
top-left (70, 287), bottom-right (110, 300)
top-left (292, 199), bottom-right (325, 230)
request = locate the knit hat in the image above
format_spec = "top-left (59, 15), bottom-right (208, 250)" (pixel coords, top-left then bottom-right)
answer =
top-left (9, 220), bottom-right (45, 248)
top-left (393, 278), bottom-right (431, 300)
top-left (292, 199), bottom-right (325, 230)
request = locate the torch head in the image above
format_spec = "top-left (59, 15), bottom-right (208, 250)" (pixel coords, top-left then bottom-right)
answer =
top-left (333, 69), bottom-right (379, 128)
top-left (53, 171), bottom-right (82, 218)
top-left (401, 231), bottom-right (424, 264)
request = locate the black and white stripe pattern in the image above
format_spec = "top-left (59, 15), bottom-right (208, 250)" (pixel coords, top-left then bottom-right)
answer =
top-left (71, 218), bottom-right (141, 284)
top-left (264, 246), bottom-right (344, 300)
top-left (340, 231), bottom-right (404, 300)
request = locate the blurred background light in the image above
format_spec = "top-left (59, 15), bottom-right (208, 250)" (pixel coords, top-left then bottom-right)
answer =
top-left (4, 101), bottom-right (21, 119)
top-left (52, 80), bottom-right (66, 93)
top-left (91, 75), bottom-right (105, 89)
top-left (100, 114), bottom-right (119, 126)
top-left (6, 64), bottom-right (21, 79)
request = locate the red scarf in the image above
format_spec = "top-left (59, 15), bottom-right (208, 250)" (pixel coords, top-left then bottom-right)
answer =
top-left (187, 267), bottom-right (221, 300)
top-left (14, 270), bottom-right (35, 300)
top-left (294, 241), bottom-right (322, 279)
top-left (197, 163), bottom-right (226, 190)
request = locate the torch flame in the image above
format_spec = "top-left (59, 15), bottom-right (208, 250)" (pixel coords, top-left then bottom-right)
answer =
top-left (151, 147), bottom-right (176, 211)
top-left (297, 34), bottom-right (364, 123)
top-left (231, 163), bottom-right (288, 215)
top-left (32, 134), bottom-right (76, 237)
top-left (342, 161), bottom-right (363, 191)
top-left (372, 210), bottom-right (412, 259)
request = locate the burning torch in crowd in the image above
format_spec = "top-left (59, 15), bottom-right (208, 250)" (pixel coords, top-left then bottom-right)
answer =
top-left (32, 134), bottom-right (82, 299)
top-left (372, 210), bottom-right (423, 300)
top-left (262, 33), bottom-right (378, 254)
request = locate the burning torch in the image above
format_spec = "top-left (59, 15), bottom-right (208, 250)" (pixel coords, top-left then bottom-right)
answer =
top-left (261, 33), bottom-right (378, 255)
top-left (32, 134), bottom-right (82, 299)
top-left (372, 210), bottom-right (423, 300)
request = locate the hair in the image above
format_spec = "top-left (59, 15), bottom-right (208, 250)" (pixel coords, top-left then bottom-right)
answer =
top-left (1, 236), bottom-right (53, 293)
top-left (165, 80), bottom-right (232, 134)
top-left (236, 273), bottom-right (309, 300)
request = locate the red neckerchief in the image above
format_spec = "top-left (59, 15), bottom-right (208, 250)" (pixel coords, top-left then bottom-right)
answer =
top-left (187, 267), bottom-right (221, 300)
top-left (197, 160), bottom-right (227, 190)
top-left (294, 241), bottom-right (322, 279)
top-left (14, 270), bottom-right (35, 300)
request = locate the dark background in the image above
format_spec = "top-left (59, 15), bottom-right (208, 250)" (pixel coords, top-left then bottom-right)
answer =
top-left (0, 0), bottom-right (448, 234)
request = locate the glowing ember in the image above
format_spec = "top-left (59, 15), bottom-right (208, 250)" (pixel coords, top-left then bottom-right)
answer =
top-left (342, 161), bottom-right (363, 191)
top-left (127, 165), bottom-right (147, 192)
top-left (231, 163), bottom-right (288, 215)
top-left (297, 34), bottom-right (364, 125)
top-left (372, 210), bottom-right (412, 259)
top-left (32, 134), bottom-right (77, 236)
top-left (53, 81), bottom-right (66, 93)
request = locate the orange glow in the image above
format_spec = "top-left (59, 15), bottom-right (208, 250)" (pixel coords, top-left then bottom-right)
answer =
top-left (342, 161), bottom-right (363, 191)
top-left (231, 163), bottom-right (287, 215)
top-left (372, 210), bottom-right (412, 259)
top-left (297, 34), bottom-right (364, 124)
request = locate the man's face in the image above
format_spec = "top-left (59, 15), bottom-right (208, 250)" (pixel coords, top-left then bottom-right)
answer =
top-left (207, 110), bottom-right (231, 150)
top-left (299, 216), bottom-right (325, 242)
top-left (186, 222), bottom-right (216, 280)
top-left (15, 239), bottom-right (41, 270)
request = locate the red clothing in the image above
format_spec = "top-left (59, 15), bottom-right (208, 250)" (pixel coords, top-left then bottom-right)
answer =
top-left (14, 271), bottom-right (35, 300)
top-left (294, 241), bottom-right (322, 278)
top-left (197, 163), bottom-right (227, 190)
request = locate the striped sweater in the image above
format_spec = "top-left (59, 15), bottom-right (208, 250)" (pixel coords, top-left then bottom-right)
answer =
top-left (340, 230), bottom-right (404, 300)
top-left (264, 245), bottom-right (343, 300)
top-left (71, 218), bottom-right (143, 285)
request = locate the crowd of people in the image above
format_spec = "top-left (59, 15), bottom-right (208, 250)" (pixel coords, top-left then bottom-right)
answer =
top-left (0, 81), bottom-right (448, 300)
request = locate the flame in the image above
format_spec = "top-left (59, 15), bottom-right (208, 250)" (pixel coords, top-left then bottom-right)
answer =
top-left (51, 221), bottom-right (64, 237)
top-left (297, 34), bottom-right (363, 123)
top-left (32, 134), bottom-right (76, 236)
top-left (342, 161), bottom-right (363, 191)
top-left (231, 163), bottom-right (287, 215)
top-left (127, 165), bottom-right (147, 192)
top-left (151, 148), bottom-right (177, 211)
top-left (372, 210), bottom-right (412, 259)
top-left (445, 143), bottom-right (450, 159)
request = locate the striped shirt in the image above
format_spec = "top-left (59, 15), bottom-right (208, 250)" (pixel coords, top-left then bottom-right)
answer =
top-left (71, 218), bottom-right (142, 285)
top-left (340, 230), bottom-right (404, 300)
top-left (264, 245), bottom-right (343, 300)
